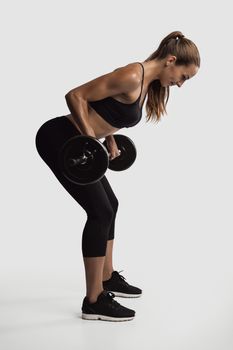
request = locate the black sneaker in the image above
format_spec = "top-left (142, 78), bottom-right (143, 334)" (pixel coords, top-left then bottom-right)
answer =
top-left (81, 290), bottom-right (135, 322)
top-left (103, 270), bottom-right (142, 298)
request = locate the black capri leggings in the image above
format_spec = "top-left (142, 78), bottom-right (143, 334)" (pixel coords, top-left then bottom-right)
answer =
top-left (35, 116), bottom-right (119, 257)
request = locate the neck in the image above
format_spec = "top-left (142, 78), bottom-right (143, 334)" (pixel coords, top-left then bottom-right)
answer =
top-left (142, 59), bottom-right (165, 85)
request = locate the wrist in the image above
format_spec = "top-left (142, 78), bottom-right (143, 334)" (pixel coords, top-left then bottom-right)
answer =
top-left (105, 135), bottom-right (115, 144)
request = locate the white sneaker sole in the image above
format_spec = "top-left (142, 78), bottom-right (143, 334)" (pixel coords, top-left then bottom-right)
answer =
top-left (107, 291), bottom-right (142, 298)
top-left (82, 313), bottom-right (135, 321)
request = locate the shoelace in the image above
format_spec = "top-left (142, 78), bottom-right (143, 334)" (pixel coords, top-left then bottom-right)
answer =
top-left (105, 291), bottom-right (115, 299)
top-left (105, 291), bottom-right (121, 308)
top-left (116, 270), bottom-right (129, 285)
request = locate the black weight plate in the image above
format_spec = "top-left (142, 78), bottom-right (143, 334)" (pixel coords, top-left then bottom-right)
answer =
top-left (59, 135), bottom-right (109, 185)
top-left (103, 134), bottom-right (137, 171)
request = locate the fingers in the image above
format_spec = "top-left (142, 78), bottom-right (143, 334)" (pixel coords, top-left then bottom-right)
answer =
top-left (109, 150), bottom-right (121, 160)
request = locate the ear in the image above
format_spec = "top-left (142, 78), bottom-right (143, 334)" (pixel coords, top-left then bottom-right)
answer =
top-left (165, 55), bottom-right (177, 66)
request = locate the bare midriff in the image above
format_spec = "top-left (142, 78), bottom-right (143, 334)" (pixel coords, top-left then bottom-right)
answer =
top-left (65, 103), bottom-right (120, 140)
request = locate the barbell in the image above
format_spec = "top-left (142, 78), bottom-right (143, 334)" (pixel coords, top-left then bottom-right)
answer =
top-left (58, 134), bottom-right (137, 185)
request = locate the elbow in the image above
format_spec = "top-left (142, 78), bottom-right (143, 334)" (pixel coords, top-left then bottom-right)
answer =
top-left (65, 91), bottom-right (74, 102)
top-left (65, 91), bottom-right (83, 102)
top-left (65, 92), bottom-right (76, 112)
top-left (65, 91), bottom-right (86, 113)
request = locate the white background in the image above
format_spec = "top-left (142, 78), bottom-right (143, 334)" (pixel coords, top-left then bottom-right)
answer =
top-left (1, 0), bottom-right (232, 349)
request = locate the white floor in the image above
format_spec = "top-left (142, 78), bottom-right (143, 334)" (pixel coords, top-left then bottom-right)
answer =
top-left (1, 270), bottom-right (232, 350)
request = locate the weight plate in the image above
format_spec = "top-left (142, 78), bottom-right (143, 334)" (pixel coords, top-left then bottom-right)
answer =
top-left (103, 134), bottom-right (137, 171)
top-left (59, 135), bottom-right (109, 185)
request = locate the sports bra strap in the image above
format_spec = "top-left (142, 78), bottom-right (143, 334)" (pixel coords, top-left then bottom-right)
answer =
top-left (137, 62), bottom-right (144, 99)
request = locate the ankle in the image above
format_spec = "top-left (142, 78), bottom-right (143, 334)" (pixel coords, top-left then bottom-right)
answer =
top-left (103, 269), bottom-right (114, 281)
top-left (86, 289), bottom-right (104, 304)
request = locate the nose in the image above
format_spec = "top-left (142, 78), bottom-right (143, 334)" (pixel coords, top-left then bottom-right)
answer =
top-left (176, 81), bottom-right (184, 88)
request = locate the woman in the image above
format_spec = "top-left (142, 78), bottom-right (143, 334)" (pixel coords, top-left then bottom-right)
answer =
top-left (35, 30), bottom-right (200, 322)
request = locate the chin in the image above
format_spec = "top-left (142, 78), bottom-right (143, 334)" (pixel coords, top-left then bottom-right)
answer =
top-left (160, 80), bottom-right (168, 88)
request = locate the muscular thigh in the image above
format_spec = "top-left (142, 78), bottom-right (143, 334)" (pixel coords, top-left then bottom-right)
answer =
top-left (53, 171), bottom-right (114, 216)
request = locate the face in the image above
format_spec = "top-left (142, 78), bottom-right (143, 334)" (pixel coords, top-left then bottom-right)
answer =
top-left (160, 55), bottom-right (199, 88)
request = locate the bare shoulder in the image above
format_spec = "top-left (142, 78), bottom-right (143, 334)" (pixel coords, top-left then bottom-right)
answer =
top-left (114, 61), bottom-right (143, 81)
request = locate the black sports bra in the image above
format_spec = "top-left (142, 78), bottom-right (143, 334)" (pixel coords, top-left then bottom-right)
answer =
top-left (88, 62), bottom-right (146, 128)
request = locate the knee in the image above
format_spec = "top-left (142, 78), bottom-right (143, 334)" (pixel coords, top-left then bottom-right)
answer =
top-left (90, 205), bottom-right (115, 227)
top-left (102, 206), bottom-right (115, 225)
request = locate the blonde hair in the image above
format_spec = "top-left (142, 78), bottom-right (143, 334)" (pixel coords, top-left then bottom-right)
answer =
top-left (144, 31), bottom-right (201, 123)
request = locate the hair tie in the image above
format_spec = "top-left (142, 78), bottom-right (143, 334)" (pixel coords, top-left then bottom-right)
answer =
top-left (175, 34), bottom-right (185, 41)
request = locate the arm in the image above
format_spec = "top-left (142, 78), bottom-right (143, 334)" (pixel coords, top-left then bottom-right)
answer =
top-left (105, 134), bottom-right (117, 150)
top-left (105, 134), bottom-right (115, 144)
top-left (65, 64), bottom-right (141, 137)
top-left (104, 134), bottom-right (120, 160)
top-left (65, 94), bottom-right (96, 137)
